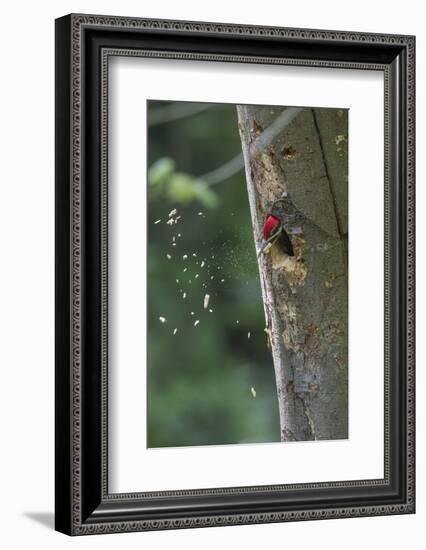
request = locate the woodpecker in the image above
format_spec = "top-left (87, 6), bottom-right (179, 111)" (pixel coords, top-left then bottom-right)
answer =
top-left (258, 198), bottom-right (294, 258)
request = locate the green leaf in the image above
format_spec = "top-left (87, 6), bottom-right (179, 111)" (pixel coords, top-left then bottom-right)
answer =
top-left (192, 180), bottom-right (219, 209)
top-left (167, 173), bottom-right (195, 203)
top-left (148, 158), bottom-right (219, 208)
top-left (148, 157), bottom-right (175, 186)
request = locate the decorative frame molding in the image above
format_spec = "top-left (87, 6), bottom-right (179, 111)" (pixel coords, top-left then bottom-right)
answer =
top-left (55, 13), bottom-right (415, 535)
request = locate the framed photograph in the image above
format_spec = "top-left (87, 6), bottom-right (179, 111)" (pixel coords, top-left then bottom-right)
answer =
top-left (55, 14), bottom-right (415, 535)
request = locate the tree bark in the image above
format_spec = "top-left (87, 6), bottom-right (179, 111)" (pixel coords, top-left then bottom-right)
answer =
top-left (237, 105), bottom-right (348, 441)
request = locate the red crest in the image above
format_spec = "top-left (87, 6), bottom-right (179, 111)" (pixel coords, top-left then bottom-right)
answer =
top-left (263, 214), bottom-right (281, 240)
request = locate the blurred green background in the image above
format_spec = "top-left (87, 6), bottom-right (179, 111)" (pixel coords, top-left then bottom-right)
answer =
top-left (147, 100), bottom-right (280, 448)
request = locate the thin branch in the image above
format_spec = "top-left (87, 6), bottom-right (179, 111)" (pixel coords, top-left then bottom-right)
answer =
top-left (251, 107), bottom-right (304, 155)
top-left (148, 103), bottom-right (213, 127)
top-left (200, 153), bottom-right (245, 185)
top-left (197, 108), bottom-right (304, 187)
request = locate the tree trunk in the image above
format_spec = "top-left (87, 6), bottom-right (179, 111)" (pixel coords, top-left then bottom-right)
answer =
top-left (237, 105), bottom-right (348, 441)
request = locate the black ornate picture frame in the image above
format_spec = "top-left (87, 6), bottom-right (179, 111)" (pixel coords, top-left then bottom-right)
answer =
top-left (55, 13), bottom-right (415, 535)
